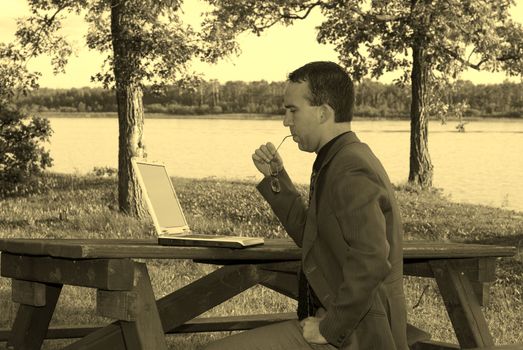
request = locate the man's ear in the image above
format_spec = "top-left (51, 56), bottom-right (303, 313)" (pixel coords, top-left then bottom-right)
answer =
top-left (319, 104), bottom-right (334, 124)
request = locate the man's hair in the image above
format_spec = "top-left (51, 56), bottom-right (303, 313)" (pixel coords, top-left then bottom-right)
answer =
top-left (288, 61), bottom-right (354, 122)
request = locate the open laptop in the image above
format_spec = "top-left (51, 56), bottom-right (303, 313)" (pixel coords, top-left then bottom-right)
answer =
top-left (131, 158), bottom-right (264, 248)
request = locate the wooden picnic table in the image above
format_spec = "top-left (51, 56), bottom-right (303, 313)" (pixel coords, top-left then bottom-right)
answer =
top-left (0, 238), bottom-right (518, 350)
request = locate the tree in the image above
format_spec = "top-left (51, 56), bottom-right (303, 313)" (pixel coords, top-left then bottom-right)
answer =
top-left (202, 0), bottom-right (523, 187)
top-left (1, 28), bottom-right (53, 197)
top-left (0, 105), bottom-right (53, 197)
top-left (7, 0), bottom-right (207, 216)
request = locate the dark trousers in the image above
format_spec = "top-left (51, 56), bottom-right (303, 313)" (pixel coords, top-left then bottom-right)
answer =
top-left (201, 319), bottom-right (337, 350)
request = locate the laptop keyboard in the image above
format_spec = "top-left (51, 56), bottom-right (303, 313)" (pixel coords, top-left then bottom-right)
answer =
top-left (181, 234), bottom-right (228, 239)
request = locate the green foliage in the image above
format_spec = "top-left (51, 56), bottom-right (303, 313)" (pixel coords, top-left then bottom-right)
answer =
top-left (0, 43), bottom-right (41, 105)
top-left (203, 1), bottom-right (523, 80)
top-left (84, 0), bottom-right (202, 90)
top-left (3, 0), bottom-right (205, 92)
top-left (0, 105), bottom-right (53, 197)
top-left (13, 80), bottom-right (523, 119)
top-left (90, 166), bottom-right (117, 178)
top-left (201, 0), bottom-right (523, 119)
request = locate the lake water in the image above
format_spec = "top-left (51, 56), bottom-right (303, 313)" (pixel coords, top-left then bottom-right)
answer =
top-left (47, 117), bottom-right (523, 213)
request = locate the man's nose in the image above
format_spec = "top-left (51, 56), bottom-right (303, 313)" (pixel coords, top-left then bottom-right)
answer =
top-left (283, 112), bottom-right (292, 127)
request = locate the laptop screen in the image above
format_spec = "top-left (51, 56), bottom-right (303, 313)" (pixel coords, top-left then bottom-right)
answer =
top-left (135, 162), bottom-right (187, 230)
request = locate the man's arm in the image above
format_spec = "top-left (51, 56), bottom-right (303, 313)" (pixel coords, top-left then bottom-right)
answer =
top-left (257, 168), bottom-right (308, 246)
top-left (252, 142), bottom-right (308, 246)
top-left (319, 170), bottom-right (391, 347)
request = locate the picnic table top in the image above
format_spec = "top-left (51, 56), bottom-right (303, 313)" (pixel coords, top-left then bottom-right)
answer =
top-left (0, 238), bottom-right (516, 260)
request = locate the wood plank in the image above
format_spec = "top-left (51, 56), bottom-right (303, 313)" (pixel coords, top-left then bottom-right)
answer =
top-left (403, 241), bottom-right (516, 259)
top-left (466, 345), bottom-right (523, 350)
top-left (405, 258), bottom-right (495, 305)
top-left (97, 290), bottom-right (138, 321)
top-left (0, 238), bottom-right (301, 260)
top-left (430, 260), bottom-right (494, 348)
top-left (257, 261), bottom-right (301, 273)
top-left (118, 263), bottom-right (167, 350)
top-left (0, 239), bottom-right (516, 260)
top-left (62, 323), bottom-right (125, 350)
top-left (469, 281), bottom-right (491, 307)
top-left (170, 312), bottom-right (297, 333)
top-left (157, 264), bottom-right (261, 332)
top-left (465, 257), bottom-right (496, 306)
top-left (258, 269), bottom-right (299, 300)
top-left (7, 283), bottom-right (62, 349)
top-left (60, 264), bottom-right (262, 349)
top-left (404, 260), bottom-right (434, 277)
top-left (0, 326), bottom-right (97, 341)
top-left (11, 279), bottom-right (46, 306)
top-left (410, 339), bottom-right (460, 349)
top-left (407, 323), bottom-right (432, 346)
top-left (0, 313), bottom-right (299, 341)
top-left (1, 253), bottom-right (134, 290)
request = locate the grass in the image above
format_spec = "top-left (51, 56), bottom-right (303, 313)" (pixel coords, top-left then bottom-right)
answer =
top-left (0, 173), bottom-right (522, 349)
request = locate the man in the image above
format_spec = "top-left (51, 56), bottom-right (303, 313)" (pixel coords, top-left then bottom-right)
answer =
top-left (204, 61), bottom-right (408, 349)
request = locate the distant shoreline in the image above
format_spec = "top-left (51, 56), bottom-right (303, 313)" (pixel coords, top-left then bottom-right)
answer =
top-left (41, 112), bottom-right (282, 120)
top-left (37, 111), bottom-right (523, 122)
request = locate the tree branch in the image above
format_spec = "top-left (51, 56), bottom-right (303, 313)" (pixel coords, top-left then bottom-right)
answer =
top-left (352, 6), bottom-right (407, 23)
top-left (250, 1), bottom-right (405, 35)
top-left (251, 1), bottom-right (325, 34)
top-left (24, 4), bottom-right (68, 59)
top-left (282, 1), bottom-right (323, 20)
top-left (442, 46), bottom-right (520, 71)
top-left (442, 46), bottom-right (487, 70)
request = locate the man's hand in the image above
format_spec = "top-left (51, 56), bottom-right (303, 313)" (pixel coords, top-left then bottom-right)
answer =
top-left (300, 316), bottom-right (328, 345)
top-left (252, 142), bottom-right (284, 177)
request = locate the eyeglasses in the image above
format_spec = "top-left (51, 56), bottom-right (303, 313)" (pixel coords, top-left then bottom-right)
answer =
top-left (269, 135), bottom-right (292, 193)
top-left (270, 163), bottom-right (281, 193)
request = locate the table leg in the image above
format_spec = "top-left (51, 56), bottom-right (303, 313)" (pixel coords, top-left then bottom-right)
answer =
top-left (7, 282), bottom-right (62, 350)
top-left (119, 263), bottom-right (167, 350)
top-left (257, 262), bottom-right (300, 300)
top-left (63, 262), bottom-right (166, 350)
top-left (63, 264), bottom-right (260, 350)
top-left (430, 260), bottom-right (495, 348)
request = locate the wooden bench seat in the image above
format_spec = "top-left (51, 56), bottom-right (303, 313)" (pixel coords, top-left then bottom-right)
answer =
top-left (0, 311), bottom-right (431, 345)
top-left (411, 340), bottom-right (523, 350)
top-left (466, 345), bottom-right (523, 350)
top-left (0, 312), bottom-right (297, 341)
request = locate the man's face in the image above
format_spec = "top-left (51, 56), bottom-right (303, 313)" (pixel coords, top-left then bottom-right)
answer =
top-left (283, 81), bottom-right (322, 153)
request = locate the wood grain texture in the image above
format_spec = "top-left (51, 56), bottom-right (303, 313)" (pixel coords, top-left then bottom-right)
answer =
top-left (258, 268), bottom-right (299, 300)
top-left (0, 313), bottom-right (299, 341)
top-left (157, 264), bottom-right (261, 332)
top-left (430, 260), bottom-right (494, 348)
top-left (7, 283), bottom-right (62, 350)
top-left (97, 290), bottom-right (138, 321)
top-left (11, 279), bottom-right (46, 306)
top-left (58, 264), bottom-right (262, 349)
top-left (0, 239), bottom-right (516, 260)
top-left (410, 339), bottom-right (460, 349)
top-left (1, 253), bottom-right (134, 290)
top-left (118, 263), bottom-right (167, 350)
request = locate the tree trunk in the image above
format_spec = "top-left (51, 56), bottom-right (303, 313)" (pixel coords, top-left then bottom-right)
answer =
top-left (409, 41), bottom-right (433, 188)
top-left (111, 0), bottom-right (147, 218)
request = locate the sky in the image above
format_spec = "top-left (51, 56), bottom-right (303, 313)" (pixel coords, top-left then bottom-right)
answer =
top-left (1, 0), bottom-right (522, 88)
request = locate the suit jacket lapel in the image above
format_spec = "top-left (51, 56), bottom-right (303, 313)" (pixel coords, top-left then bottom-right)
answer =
top-left (301, 132), bottom-right (361, 258)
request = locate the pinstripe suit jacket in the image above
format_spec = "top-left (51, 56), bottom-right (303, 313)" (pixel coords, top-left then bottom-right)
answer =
top-left (257, 132), bottom-right (408, 350)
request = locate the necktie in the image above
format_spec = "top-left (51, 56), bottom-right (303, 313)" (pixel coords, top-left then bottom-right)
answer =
top-left (297, 167), bottom-right (318, 320)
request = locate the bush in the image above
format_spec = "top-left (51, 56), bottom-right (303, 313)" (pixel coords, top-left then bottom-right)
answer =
top-left (0, 104), bottom-right (53, 197)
